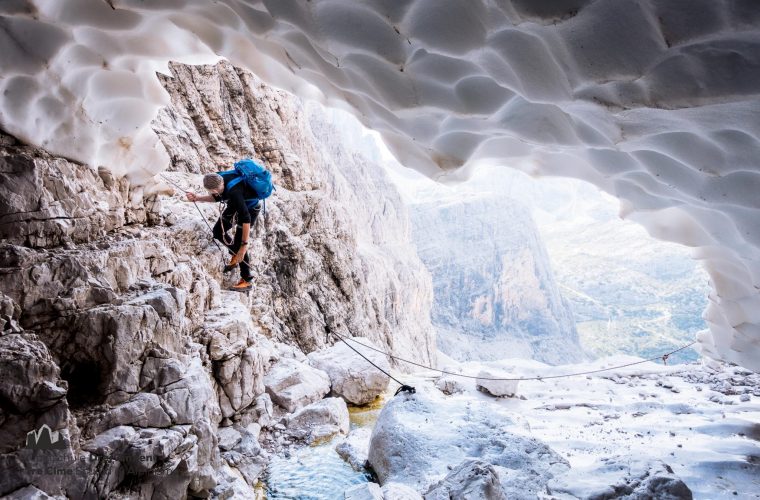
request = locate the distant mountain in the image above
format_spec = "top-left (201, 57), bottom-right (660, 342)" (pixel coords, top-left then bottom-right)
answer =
top-left (409, 192), bottom-right (585, 365)
top-left (458, 167), bottom-right (709, 364)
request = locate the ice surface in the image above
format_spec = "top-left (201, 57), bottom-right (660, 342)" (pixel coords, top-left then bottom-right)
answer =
top-left (1, 0), bottom-right (759, 369)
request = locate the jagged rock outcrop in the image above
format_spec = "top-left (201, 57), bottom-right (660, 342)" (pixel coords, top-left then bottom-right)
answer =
top-left (154, 61), bottom-right (437, 366)
top-left (410, 193), bottom-right (583, 365)
top-left (0, 60), bottom-right (435, 498)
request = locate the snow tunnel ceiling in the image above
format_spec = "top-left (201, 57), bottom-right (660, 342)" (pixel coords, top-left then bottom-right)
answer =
top-left (1, 0), bottom-right (759, 370)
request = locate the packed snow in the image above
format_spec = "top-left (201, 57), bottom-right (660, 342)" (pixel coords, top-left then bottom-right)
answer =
top-left (1, 1), bottom-right (759, 370)
top-left (363, 356), bottom-right (760, 498)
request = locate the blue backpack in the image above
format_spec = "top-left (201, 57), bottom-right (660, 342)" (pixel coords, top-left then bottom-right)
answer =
top-left (219, 158), bottom-right (274, 211)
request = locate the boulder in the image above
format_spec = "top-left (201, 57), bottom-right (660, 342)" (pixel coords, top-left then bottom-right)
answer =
top-left (308, 338), bottom-right (391, 405)
top-left (423, 459), bottom-right (506, 500)
top-left (344, 482), bottom-right (383, 500)
top-left (264, 358), bottom-right (330, 413)
top-left (434, 375), bottom-right (465, 395)
top-left (217, 427), bottom-right (243, 452)
top-left (548, 456), bottom-right (693, 499)
top-left (382, 483), bottom-right (424, 500)
top-left (285, 397), bottom-right (350, 443)
top-left (476, 369), bottom-right (519, 397)
top-left (253, 393), bottom-right (274, 427)
top-left (368, 386), bottom-right (568, 494)
top-left (336, 427), bottom-right (372, 471)
top-left (90, 393), bottom-right (172, 435)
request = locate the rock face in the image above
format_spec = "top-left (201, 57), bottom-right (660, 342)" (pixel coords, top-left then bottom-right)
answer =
top-left (410, 194), bottom-right (583, 365)
top-left (367, 387), bottom-right (569, 495)
top-left (308, 338), bottom-right (391, 405)
top-left (154, 61), bottom-right (437, 367)
top-left (0, 60), bottom-right (435, 498)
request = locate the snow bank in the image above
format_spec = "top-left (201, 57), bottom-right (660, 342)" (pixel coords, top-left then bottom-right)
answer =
top-left (1, 1), bottom-right (759, 369)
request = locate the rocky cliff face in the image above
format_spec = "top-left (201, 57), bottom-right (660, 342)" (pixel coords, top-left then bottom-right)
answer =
top-left (154, 62), bottom-right (436, 363)
top-left (410, 193), bottom-right (584, 365)
top-left (0, 61), bottom-right (435, 498)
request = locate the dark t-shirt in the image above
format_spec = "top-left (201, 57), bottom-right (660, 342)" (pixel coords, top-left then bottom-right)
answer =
top-left (213, 181), bottom-right (259, 224)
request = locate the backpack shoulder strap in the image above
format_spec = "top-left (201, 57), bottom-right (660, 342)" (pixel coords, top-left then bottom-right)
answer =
top-left (226, 176), bottom-right (243, 190)
top-left (218, 169), bottom-right (243, 191)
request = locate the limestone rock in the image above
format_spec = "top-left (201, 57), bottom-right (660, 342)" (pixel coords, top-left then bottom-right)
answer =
top-left (2, 485), bottom-right (63, 500)
top-left (548, 456), bottom-right (693, 500)
top-left (382, 483), bottom-right (424, 500)
top-left (0, 334), bottom-right (78, 498)
top-left (0, 59), bottom-right (438, 499)
top-left (476, 370), bottom-right (519, 398)
top-left (90, 393), bottom-right (172, 435)
top-left (345, 482), bottom-right (383, 500)
top-left (0, 139), bottom-right (126, 248)
top-left (284, 397), bottom-right (350, 443)
top-left (434, 376), bottom-right (465, 395)
top-left (155, 61), bottom-right (437, 368)
top-left (217, 427), bottom-right (243, 452)
top-left (308, 338), bottom-right (391, 405)
top-left (254, 393), bottom-right (274, 428)
top-left (368, 387), bottom-right (568, 494)
top-left (423, 459), bottom-right (507, 500)
top-left (264, 357), bottom-right (330, 413)
top-left (336, 427), bottom-right (372, 471)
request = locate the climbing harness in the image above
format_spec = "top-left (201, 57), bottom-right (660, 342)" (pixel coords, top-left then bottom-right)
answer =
top-left (332, 330), bottom-right (697, 382)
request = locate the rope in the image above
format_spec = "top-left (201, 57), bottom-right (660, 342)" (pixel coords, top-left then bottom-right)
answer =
top-left (332, 331), bottom-right (697, 382)
top-left (331, 332), bottom-right (415, 394)
top-left (159, 173), bottom-right (252, 272)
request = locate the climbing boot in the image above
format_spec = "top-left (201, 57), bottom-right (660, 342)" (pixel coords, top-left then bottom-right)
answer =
top-left (229, 279), bottom-right (252, 293)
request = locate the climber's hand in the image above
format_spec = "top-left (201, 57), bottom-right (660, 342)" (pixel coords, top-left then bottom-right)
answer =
top-left (186, 192), bottom-right (197, 202)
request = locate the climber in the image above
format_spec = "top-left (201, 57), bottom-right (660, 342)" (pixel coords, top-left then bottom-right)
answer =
top-left (185, 171), bottom-right (262, 292)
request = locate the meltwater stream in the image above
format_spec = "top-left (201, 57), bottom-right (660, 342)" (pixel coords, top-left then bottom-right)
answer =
top-left (264, 396), bottom-right (386, 499)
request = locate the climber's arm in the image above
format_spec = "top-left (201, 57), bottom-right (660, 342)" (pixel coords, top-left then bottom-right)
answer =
top-left (186, 192), bottom-right (216, 202)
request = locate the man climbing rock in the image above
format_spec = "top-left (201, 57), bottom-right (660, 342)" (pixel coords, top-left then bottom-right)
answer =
top-left (186, 162), bottom-right (271, 292)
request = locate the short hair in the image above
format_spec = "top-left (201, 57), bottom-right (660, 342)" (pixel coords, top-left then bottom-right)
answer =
top-left (203, 173), bottom-right (224, 192)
